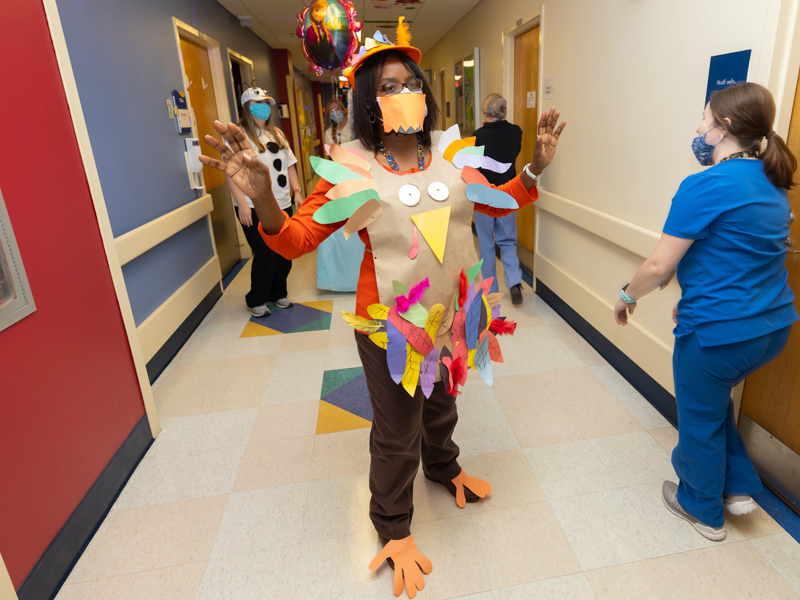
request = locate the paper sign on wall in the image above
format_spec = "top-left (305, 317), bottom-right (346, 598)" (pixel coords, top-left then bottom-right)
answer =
top-left (526, 91), bottom-right (536, 108)
top-left (543, 77), bottom-right (555, 100)
top-left (705, 50), bottom-right (751, 105)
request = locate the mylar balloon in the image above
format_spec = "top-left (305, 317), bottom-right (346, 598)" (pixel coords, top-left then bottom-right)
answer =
top-left (296, 0), bottom-right (362, 77)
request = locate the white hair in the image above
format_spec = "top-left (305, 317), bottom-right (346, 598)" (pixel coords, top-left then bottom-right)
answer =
top-left (482, 93), bottom-right (507, 120)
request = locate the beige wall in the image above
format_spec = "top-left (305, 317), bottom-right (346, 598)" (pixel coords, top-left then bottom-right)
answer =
top-left (422, 0), bottom-right (800, 392)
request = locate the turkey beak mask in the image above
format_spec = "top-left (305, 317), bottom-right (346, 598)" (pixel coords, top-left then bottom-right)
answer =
top-left (376, 90), bottom-right (426, 134)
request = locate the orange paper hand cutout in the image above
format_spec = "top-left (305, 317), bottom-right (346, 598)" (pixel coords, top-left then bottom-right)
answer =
top-left (452, 470), bottom-right (492, 508)
top-left (369, 535), bottom-right (433, 599)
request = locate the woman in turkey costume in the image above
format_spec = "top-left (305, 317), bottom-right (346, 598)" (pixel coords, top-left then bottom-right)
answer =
top-left (200, 18), bottom-right (566, 598)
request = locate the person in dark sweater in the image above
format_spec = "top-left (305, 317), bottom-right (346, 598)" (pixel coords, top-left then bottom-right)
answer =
top-left (473, 93), bottom-right (525, 304)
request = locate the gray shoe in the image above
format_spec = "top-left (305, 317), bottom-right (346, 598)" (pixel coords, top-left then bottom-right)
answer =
top-left (251, 304), bottom-right (271, 317)
top-left (267, 297), bottom-right (293, 309)
top-left (662, 481), bottom-right (726, 541)
top-left (724, 494), bottom-right (758, 516)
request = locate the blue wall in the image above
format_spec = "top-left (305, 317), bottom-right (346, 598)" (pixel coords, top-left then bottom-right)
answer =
top-left (57, 0), bottom-right (279, 324)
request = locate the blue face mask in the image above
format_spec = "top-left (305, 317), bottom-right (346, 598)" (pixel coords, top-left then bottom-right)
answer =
top-left (691, 126), bottom-right (724, 166)
top-left (250, 103), bottom-right (271, 121)
top-left (330, 109), bottom-right (344, 123)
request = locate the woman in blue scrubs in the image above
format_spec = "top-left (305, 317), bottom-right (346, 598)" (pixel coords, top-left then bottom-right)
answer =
top-left (614, 82), bottom-right (798, 541)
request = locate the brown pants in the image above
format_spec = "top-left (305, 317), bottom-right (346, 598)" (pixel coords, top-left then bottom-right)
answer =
top-left (355, 331), bottom-right (462, 540)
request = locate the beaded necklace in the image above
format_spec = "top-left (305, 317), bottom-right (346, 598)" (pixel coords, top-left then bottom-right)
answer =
top-left (719, 150), bottom-right (758, 163)
top-left (379, 135), bottom-right (426, 172)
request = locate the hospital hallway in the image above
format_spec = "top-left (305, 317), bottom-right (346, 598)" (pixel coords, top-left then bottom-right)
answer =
top-left (51, 252), bottom-right (800, 600)
top-left (6, 0), bottom-right (800, 598)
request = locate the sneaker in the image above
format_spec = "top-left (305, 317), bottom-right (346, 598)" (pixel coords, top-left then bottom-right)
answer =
top-left (251, 304), bottom-right (271, 317)
top-left (267, 297), bottom-right (293, 309)
top-left (510, 284), bottom-right (524, 306)
top-left (724, 494), bottom-right (758, 516)
top-left (662, 481), bottom-right (727, 541)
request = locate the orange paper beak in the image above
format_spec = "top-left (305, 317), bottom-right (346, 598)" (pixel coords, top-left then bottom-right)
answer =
top-left (378, 92), bottom-right (426, 134)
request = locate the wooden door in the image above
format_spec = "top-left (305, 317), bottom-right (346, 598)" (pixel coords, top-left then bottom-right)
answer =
top-left (180, 37), bottom-right (226, 191)
top-left (513, 25), bottom-right (539, 272)
top-left (739, 68), bottom-right (800, 455)
top-left (180, 36), bottom-right (239, 275)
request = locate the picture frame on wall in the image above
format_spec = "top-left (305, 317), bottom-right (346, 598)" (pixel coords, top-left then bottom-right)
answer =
top-left (424, 68), bottom-right (433, 85)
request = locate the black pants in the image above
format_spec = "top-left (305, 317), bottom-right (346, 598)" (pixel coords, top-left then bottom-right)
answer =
top-left (355, 331), bottom-right (462, 540)
top-left (236, 205), bottom-right (293, 308)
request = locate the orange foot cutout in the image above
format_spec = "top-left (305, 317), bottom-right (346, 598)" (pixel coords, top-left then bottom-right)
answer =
top-left (452, 470), bottom-right (492, 508)
top-left (369, 535), bottom-right (432, 599)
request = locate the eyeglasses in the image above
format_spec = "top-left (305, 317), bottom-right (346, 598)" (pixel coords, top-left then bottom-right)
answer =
top-left (377, 78), bottom-right (424, 95)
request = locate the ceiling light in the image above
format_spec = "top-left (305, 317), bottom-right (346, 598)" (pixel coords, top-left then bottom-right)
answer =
top-left (454, 75), bottom-right (462, 80)
top-left (463, 60), bottom-right (474, 67)
top-left (339, 76), bottom-right (348, 81)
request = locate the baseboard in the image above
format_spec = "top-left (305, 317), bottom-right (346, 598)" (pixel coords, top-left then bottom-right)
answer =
top-left (145, 283), bottom-right (222, 383)
top-left (16, 415), bottom-right (153, 600)
top-left (536, 279), bottom-right (677, 426)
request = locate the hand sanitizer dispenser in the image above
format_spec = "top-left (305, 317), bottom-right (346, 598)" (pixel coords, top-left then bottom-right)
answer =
top-left (184, 138), bottom-right (205, 190)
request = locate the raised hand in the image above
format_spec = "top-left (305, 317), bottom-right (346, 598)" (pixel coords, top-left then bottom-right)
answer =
top-left (531, 107), bottom-right (567, 175)
top-left (199, 121), bottom-right (274, 202)
top-left (369, 536), bottom-right (432, 599)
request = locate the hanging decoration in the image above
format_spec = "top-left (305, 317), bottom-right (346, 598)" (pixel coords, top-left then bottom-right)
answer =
top-left (297, 0), bottom-right (363, 77)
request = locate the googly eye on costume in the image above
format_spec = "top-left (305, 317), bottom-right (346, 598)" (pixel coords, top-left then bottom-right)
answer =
top-left (399, 184), bottom-right (421, 207)
top-left (427, 182), bottom-right (449, 202)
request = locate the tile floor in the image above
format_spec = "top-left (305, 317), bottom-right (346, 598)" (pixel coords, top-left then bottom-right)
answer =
top-left (56, 252), bottom-right (800, 600)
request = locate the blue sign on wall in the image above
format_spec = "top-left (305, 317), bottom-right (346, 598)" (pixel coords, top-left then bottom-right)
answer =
top-left (705, 50), bottom-right (751, 105)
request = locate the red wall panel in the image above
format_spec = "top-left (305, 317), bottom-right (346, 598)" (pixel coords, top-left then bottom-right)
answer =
top-left (0, 2), bottom-right (146, 587)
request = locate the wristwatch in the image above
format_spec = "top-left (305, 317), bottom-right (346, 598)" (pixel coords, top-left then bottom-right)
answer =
top-left (523, 162), bottom-right (540, 182)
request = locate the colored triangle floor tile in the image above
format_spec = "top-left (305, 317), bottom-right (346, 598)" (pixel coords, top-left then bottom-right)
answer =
top-left (240, 301), bottom-right (334, 337)
top-left (321, 366), bottom-right (366, 397)
top-left (241, 321), bottom-right (282, 337)
top-left (321, 369), bottom-right (372, 423)
top-left (297, 300), bottom-right (334, 313)
top-left (316, 367), bottom-right (373, 434)
top-left (316, 400), bottom-right (371, 435)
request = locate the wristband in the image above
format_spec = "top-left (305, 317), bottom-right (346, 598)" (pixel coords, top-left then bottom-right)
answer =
top-left (293, 188), bottom-right (302, 195)
top-left (619, 286), bottom-right (637, 304)
top-left (523, 163), bottom-right (539, 181)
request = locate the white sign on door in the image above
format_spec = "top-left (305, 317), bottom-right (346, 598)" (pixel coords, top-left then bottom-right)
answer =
top-left (543, 77), bottom-right (555, 100)
top-left (526, 91), bottom-right (536, 108)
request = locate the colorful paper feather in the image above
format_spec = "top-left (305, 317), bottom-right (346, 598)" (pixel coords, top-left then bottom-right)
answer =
top-left (439, 292), bottom-right (456, 332)
top-left (425, 304), bottom-right (445, 344)
top-left (420, 347), bottom-right (440, 399)
top-left (370, 331), bottom-right (388, 349)
top-left (402, 344), bottom-right (423, 396)
top-left (368, 303), bottom-right (390, 320)
top-left (474, 332), bottom-right (492, 385)
top-left (465, 289), bottom-right (485, 350)
top-left (486, 331), bottom-right (504, 363)
top-left (386, 318), bottom-right (406, 385)
top-left (388, 308), bottom-right (434, 356)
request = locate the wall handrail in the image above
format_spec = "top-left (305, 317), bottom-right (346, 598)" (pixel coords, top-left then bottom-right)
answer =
top-left (114, 195), bottom-right (213, 266)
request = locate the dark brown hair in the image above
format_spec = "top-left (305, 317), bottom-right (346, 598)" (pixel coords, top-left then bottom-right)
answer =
top-left (352, 49), bottom-right (440, 153)
top-left (710, 82), bottom-right (797, 189)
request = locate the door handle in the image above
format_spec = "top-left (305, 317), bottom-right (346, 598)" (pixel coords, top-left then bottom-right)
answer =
top-left (790, 212), bottom-right (795, 224)
top-left (786, 237), bottom-right (800, 253)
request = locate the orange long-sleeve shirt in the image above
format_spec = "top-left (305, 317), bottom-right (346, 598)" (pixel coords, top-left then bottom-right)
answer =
top-left (260, 156), bottom-right (538, 318)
